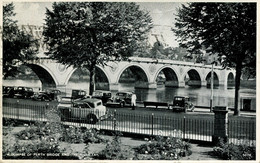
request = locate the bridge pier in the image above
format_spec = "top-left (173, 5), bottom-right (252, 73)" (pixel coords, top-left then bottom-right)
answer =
top-left (109, 83), bottom-right (119, 91)
top-left (219, 80), bottom-right (228, 90)
top-left (56, 85), bottom-right (67, 95)
top-left (148, 82), bottom-right (157, 89)
top-left (179, 81), bottom-right (185, 88)
top-left (201, 81), bottom-right (207, 87)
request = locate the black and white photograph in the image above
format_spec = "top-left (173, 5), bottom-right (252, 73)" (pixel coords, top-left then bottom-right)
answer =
top-left (2, 1), bottom-right (257, 161)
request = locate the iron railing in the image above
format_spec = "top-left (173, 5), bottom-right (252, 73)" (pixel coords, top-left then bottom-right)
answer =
top-left (228, 119), bottom-right (256, 146)
top-left (2, 101), bottom-right (255, 145)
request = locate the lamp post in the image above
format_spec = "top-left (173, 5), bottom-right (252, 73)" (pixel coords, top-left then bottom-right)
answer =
top-left (210, 55), bottom-right (226, 112)
top-left (210, 62), bottom-right (214, 112)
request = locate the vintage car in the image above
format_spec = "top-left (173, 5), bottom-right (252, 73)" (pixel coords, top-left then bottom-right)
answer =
top-left (106, 91), bottom-right (132, 107)
top-left (14, 86), bottom-right (34, 99)
top-left (33, 89), bottom-right (62, 101)
top-left (3, 86), bottom-right (16, 98)
top-left (172, 96), bottom-right (194, 112)
top-left (92, 90), bottom-right (112, 104)
top-left (58, 98), bottom-right (107, 124)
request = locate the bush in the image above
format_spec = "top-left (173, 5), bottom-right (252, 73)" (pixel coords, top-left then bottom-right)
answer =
top-left (15, 122), bottom-right (61, 140)
top-left (134, 135), bottom-right (192, 160)
top-left (213, 139), bottom-right (256, 160)
top-left (93, 132), bottom-right (132, 160)
top-left (59, 126), bottom-right (108, 144)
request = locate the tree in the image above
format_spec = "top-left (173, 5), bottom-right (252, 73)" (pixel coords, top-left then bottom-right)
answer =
top-left (3, 3), bottom-right (39, 79)
top-left (174, 3), bottom-right (256, 115)
top-left (43, 2), bottom-right (153, 95)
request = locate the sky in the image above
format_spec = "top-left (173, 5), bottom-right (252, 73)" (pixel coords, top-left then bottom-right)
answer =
top-left (8, 1), bottom-right (183, 47)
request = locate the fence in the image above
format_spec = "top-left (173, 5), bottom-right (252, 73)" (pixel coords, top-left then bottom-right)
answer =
top-left (2, 101), bottom-right (255, 145)
top-left (228, 119), bottom-right (256, 145)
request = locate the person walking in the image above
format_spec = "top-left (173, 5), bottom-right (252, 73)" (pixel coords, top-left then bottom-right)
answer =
top-left (131, 92), bottom-right (137, 110)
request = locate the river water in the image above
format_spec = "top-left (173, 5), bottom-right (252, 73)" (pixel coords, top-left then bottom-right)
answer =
top-left (2, 79), bottom-right (255, 108)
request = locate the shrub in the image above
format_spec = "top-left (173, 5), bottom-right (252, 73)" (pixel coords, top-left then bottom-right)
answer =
top-left (15, 122), bottom-right (61, 140)
top-left (213, 138), bottom-right (256, 160)
top-left (59, 126), bottom-right (108, 144)
top-left (93, 132), bottom-right (132, 160)
top-left (134, 135), bottom-right (192, 160)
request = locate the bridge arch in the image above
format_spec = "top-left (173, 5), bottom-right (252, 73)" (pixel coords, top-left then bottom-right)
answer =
top-left (25, 63), bottom-right (57, 89)
top-left (154, 66), bottom-right (180, 87)
top-left (65, 66), bottom-right (110, 90)
top-left (183, 68), bottom-right (203, 87)
top-left (205, 71), bottom-right (220, 86)
top-left (95, 65), bottom-right (110, 90)
top-left (117, 64), bottom-right (149, 88)
top-left (227, 72), bottom-right (235, 87)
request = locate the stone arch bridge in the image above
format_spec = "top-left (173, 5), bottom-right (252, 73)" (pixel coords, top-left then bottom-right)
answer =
top-left (24, 57), bottom-right (235, 93)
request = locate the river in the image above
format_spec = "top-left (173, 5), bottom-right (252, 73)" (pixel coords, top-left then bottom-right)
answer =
top-left (2, 79), bottom-right (256, 108)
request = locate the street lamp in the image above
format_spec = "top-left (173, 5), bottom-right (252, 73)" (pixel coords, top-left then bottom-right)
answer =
top-left (210, 61), bottom-right (215, 112)
top-left (210, 55), bottom-right (226, 112)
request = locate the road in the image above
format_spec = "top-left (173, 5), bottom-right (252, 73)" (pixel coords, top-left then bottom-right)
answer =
top-left (3, 97), bottom-right (255, 120)
top-left (3, 97), bottom-right (256, 143)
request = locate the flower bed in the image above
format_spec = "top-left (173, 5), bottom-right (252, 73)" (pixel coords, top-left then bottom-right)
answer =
top-left (3, 119), bottom-right (192, 160)
top-left (213, 138), bottom-right (256, 160)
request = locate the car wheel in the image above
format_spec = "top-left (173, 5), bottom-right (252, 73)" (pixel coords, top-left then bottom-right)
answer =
top-left (87, 114), bottom-right (98, 124)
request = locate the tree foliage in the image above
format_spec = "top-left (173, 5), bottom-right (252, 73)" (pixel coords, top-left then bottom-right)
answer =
top-left (3, 3), bottom-right (39, 79)
top-left (174, 3), bottom-right (256, 115)
top-left (43, 2), bottom-right (153, 94)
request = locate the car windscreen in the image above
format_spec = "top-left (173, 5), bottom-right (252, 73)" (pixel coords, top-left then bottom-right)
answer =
top-left (87, 102), bottom-right (95, 108)
top-left (96, 102), bottom-right (102, 106)
top-left (116, 93), bottom-right (126, 96)
top-left (73, 103), bottom-right (90, 108)
top-left (175, 97), bottom-right (184, 101)
top-left (74, 102), bottom-right (94, 108)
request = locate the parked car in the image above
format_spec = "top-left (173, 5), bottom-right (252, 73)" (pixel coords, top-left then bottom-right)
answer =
top-left (14, 86), bottom-right (34, 99)
top-left (59, 98), bottom-right (107, 124)
top-left (172, 96), bottom-right (194, 112)
top-left (33, 89), bottom-right (62, 101)
top-left (106, 91), bottom-right (133, 107)
top-left (3, 86), bottom-right (16, 98)
top-left (92, 90), bottom-right (112, 104)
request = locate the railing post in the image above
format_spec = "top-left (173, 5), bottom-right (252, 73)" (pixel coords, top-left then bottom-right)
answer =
top-left (151, 113), bottom-right (154, 136)
top-left (45, 103), bottom-right (49, 121)
top-left (113, 109), bottom-right (117, 131)
top-left (183, 116), bottom-right (186, 139)
top-left (16, 100), bottom-right (19, 119)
